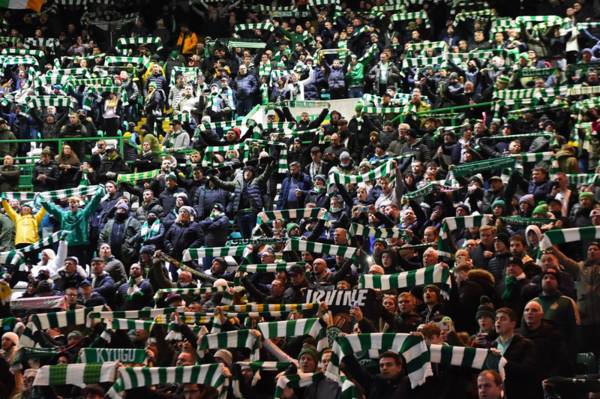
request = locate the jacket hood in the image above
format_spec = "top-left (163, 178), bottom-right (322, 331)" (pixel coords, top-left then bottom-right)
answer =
top-left (467, 268), bottom-right (495, 286)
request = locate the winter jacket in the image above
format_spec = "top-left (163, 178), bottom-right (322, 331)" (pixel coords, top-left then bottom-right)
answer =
top-left (2, 199), bottom-right (45, 245)
top-left (32, 160), bottom-right (59, 192)
top-left (235, 73), bottom-right (258, 99)
top-left (94, 153), bottom-right (130, 184)
top-left (491, 334), bottom-right (538, 399)
top-left (86, 273), bottom-right (116, 304)
top-left (135, 198), bottom-right (164, 222)
top-left (277, 172), bottom-right (313, 210)
top-left (198, 214), bottom-right (230, 247)
top-left (116, 279), bottom-right (154, 310)
top-left (164, 220), bottom-right (203, 261)
top-left (327, 66), bottom-right (346, 90)
top-left (212, 163), bottom-right (275, 213)
top-left (158, 186), bottom-right (189, 216)
top-left (194, 186), bottom-right (231, 220)
top-left (41, 187), bottom-right (104, 247)
top-left (0, 165), bottom-right (19, 191)
top-left (368, 62), bottom-right (401, 94)
top-left (0, 129), bottom-right (16, 157)
top-left (99, 216), bottom-right (141, 267)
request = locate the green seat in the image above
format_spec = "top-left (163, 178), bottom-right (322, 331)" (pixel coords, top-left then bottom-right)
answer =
top-left (576, 352), bottom-right (597, 374)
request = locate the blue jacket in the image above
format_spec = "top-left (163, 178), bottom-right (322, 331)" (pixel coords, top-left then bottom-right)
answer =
top-left (235, 73), bottom-right (258, 99)
top-left (164, 221), bottom-right (203, 260)
top-left (277, 172), bottom-right (313, 210)
top-left (328, 66), bottom-right (346, 90)
top-left (86, 273), bottom-right (116, 303)
top-left (116, 279), bottom-right (154, 310)
top-left (198, 214), bottom-right (230, 247)
top-left (194, 186), bottom-right (231, 219)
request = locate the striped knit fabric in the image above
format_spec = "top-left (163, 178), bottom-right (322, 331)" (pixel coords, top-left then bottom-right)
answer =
top-left (438, 215), bottom-right (492, 258)
top-left (0, 230), bottom-right (69, 271)
top-left (87, 308), bottom-right (181, 326)
top-left (115, 36), bottom-right (162, 54)
top-left (232, 361), bottom-right (291, 398)
top-left (284, 238), bottom-right (358, 259)
top-left (80, 348), bottom-right (147, 364)
top-left (106, 364), bottom-right (227, 399)
top-left (104, 56), bottom-right (150, 67)
top-left (326, 333), bottom-right (432, 388)
top-left (26, 95), bottom-right (76, 108)
top-left (33, 362), bottom-right (117, 387)
top-left (258, 317), bottom-right (325, 341)
top-left (183, 245), bottom-right (252, 262)
top-left (2, 184), bottom-right (101, 201)
top-left (220, 303), bottom-right (316, 313)
top-left (402, 180), bottom-right (461, 200)
top-left (257, 208), bottom-right (327, 225)
top-left (429, 344), bottom-right (507, 379)
top-left (153, 286), bottom-right (226, 302)
top-left (349, 223), bottom-right (405, 239)
top-left (238, 262), bottom-right (303, 273)
top-left (540, 226), bottom-right (600, 251)
top-left (451, 157), bottom-right (515, 178)
top-left (197, 330), bottom-right (260, 361)
top-left (359, 264), bottom-right (450, 290)
top-left (117, 169), bottom-right (160, 183)
top-left (328, 159), bottom-right (395, 185)
top-left (110, 318), bottom-right (155, 332)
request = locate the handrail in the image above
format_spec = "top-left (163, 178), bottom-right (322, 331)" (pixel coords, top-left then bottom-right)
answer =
top-left (0, 136), bottom-right (125, 155)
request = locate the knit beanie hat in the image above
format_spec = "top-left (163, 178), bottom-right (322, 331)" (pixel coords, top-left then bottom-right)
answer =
top-left (298, 344), bottom-right (319, 362)
top-left (475, 296), bottom-right (495, 320)
top-left (532, 202), bottom-right (549, 216)
top-left (286, 223), bottom-right (300, 234)
top-left (2, 332), bottom-right (19, 347)
top-left (491, 199), bottom-right (506, 209)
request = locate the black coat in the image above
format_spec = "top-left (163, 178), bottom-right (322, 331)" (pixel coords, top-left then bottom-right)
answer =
top-left (164, 221), bottom-right (203, 261)
top-left (492, 334), bottom-right (538, 399)
top-left (344, 354), bottom-right (412, 398)
top-left (453, 269), bottom-right (498, 334)
top-left (198, 214), bottom-right (230, 247)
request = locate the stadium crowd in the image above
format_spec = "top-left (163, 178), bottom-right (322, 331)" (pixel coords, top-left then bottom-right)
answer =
top-left (0, 0), bottom-right (599, 398)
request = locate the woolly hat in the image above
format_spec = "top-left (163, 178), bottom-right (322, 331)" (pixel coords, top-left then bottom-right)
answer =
top-left (519, 194), bottom-right (535, 207)
top-left (298, 345), bottom-right (319, 362)
top-left (2, 332), bottom-right (19, 347)
top-left (532, 202), bottom-right (549, 216)
top-left (475, 296), bottom-right (495, 320)
top-left (496, 75), bottom-right (510, 85)
top-left (580, 192), bottom-right (594, 200)
top-left (355, 100), bottom-right (364, 113)
top-left (179, 206), bottom-right (195, 217)
top-left (542, 267), bottom-right (561, 283)
top-left (286, 222), bottom-right (300, 234)
top-left (495, 232), bottom-right (510, 248)
top-left (214, 349), bottom-right (233, 368)
top-left (166, 172), bottom-right (177, 181)
top-left (491, 199), bottom-right (506, 209)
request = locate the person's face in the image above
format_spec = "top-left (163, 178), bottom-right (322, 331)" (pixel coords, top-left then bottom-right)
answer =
top-left (176, 352), bottom-right (194, 366)
top-left (382, 252), bottom-right (392, 267)
top-left (179, 209), bottom-right (191, 222)
top-left (477, 373), bottom-right (502, 399)
top-left (130, 264), bottom-right (142, 278)
top-left (92, 261), bottom-right (104, 275)
top-left (423, 287), bottom-right (438, 304)
top-left (100, 244), bottom-right (111, 258)
top-left (398, 296), bottom-right (414, 313)
top-left (1, 337), bottom-right (13, 351)
top-left (531, 169), bottom-right (546, 183)
top-left (271, 279), bottom-right (285, 296)
top-left (495, 312), bottom-right (515, 335)
top-left (494, 239), bottom-right (507, 253)
top-left (299, 354), bottom-right (317, 373)
top-left (106, 183), bottom-right (116, 194)
top-left (510, 240), bottom-right (524, 256)
top-left (478, 316), bottom-right (493, 332)
top-left (143, 191), bottom-right (153, 203)
top-left (313, 259), bottom-right (327, 274)
top-left (3, 155), bottom-right (13, 166)
top-left (523, 302), bottom-right (543, 328)
top-left (333, 229), bottom-right (346, 244)
top-left (423, 250), bottom-right (438, 266)
top-left (290, 272), bottom-right (304, 286)
top-left (506, 263), bottom-right (523, 278)
top-left (379, 356), bottom-right (402, 379)
top-left (588, 244), bottom-right (600, 261)
top-left (383, 297), bottom-right (396, 313)
top-left (290, 163), bottom-right (300, 176)
top-left (81, 285), bottom-right (92, 297)
top-left (480, 230), bottom-right (494, 246)
top-left (65, 288), bottom-right (78, 305)
top-left (68, 198), bottom-right (79, 212)
top-left (424, 228), bottom-right (436, 243)
top-left (69, 115), bottom-right (78, 124)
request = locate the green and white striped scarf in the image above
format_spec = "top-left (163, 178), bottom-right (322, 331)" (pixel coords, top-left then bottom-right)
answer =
top-left (2, 184), bottom-right (100, 201)
top-left (429, 344), bottom-right (507, 379)
top-left (234, 23), bottom-right (275, 34)
top-left (232, 361), bottom-right (291, 398)
top-left (348, 223), bottom-right (405, 239)
top-left (238, 262), bottom-right (303, 273)
top-left (402, 180), bottom-right (461, 200)
top-left (0, 55), bottom-right (38, 67)
top-left (110, 318), bottom-right (155, 332)
top-left (1, 48), bottom-right (44, 59)
top-left (80, 348), bottom-right (147, 364)
top-left (183, 245), bottom-right (252, 262)
top-left (540, 226), bottom-right (600, 251)
top-left (438, 215), bottom-right (492, 258)
top-left (220, 303), bottom-right (316, 313)
top-left (329, 159), bottom-right (395, 185)
top-left (35, 74), bottom-right (72, 88)
top-left (197, 329), bottom-right (260, 360)
top-left (499, 216), bottom-right (554, 226)
top-left (257, 317), bottom-right (325, 341)
top-left (21, 306), bottom-right (107, 348)
top-left (274, 372), bottom-right (358, 399)
top-left (140, 219), bottom-right (162, 241)
top-left (153, 286), bottom-right (226, 302)
top-left (33, 362), bottom-right (117, 387)
top-left (451, 157), bottom-right (515, 178)
top-left (284, 238), bottom-right (358, 259)
top-left (402, 55), bottom-right (447, 69)
top-left (257, 208), bottom-right (327, 226)
top-left (26, 95), bottom-right (76, 109)
top-left (326, 333), bottom-right (432, 388)
top-left (566, 174), bottom-right (599, 186)
top-left (117, 169), bottom-right (160, 183)
top-left (0, 230), bottom-right (69, 271)
top-left (454, 9), bottom-right (496, 23)
top-left (359, 264), bottom-right (449, 290)
top-left (104, 56), bottom-right (150, 67)
top-left (87, 307), bottom-right (180, 327)
top-left (115, 36), bottom-right (163, 54)
top-left (106, 364), bottom-right (227, 399)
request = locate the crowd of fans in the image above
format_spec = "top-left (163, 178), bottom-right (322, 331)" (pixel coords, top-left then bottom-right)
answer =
top-left (0, 0), bottom-right (598, 398)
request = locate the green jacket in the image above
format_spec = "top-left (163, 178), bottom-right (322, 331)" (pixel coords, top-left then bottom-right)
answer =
top-left (346, 62), bottom-right (364, 88)
top-left (0, 129), bottom-right (17, 157)
top-left (40, 187), bottom-right (105, 246)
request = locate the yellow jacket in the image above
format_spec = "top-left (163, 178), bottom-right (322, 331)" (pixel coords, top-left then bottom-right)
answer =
top-left (2, 200), bottom-right (45, 245)
top-left (177, 32), bottom-right (198, 55)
